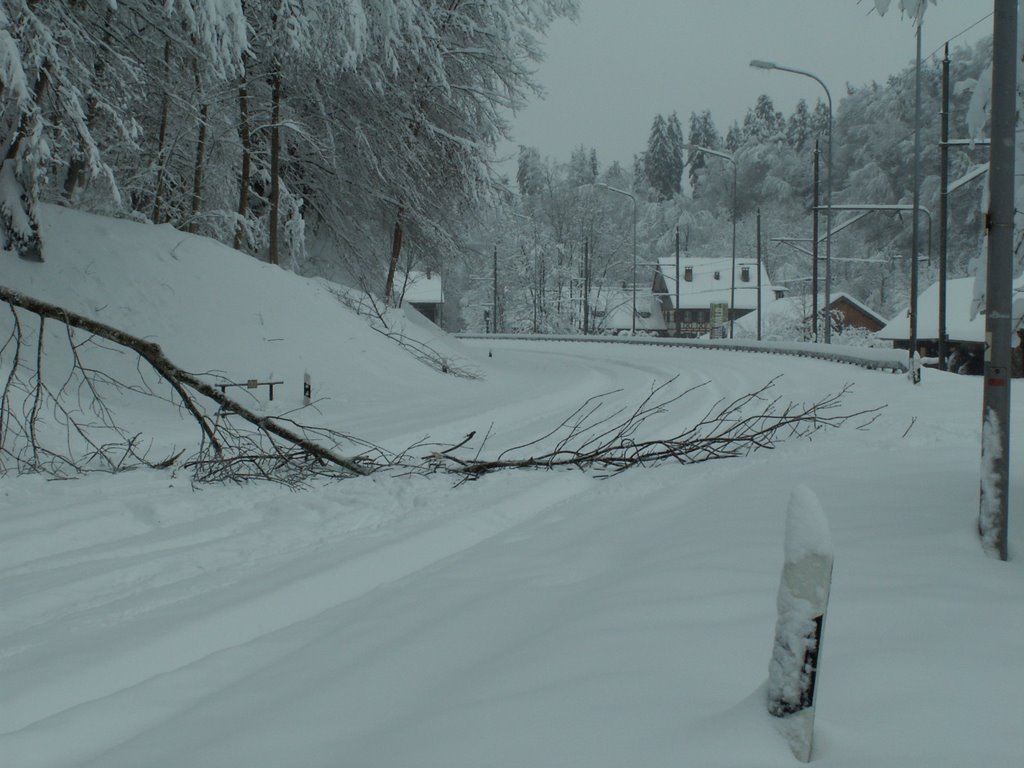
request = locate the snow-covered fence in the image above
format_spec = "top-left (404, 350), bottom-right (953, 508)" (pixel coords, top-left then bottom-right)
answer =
top-left (455, 333), bottom-right (909, 374)
top-left (767, 486), bottom-right (834, 763)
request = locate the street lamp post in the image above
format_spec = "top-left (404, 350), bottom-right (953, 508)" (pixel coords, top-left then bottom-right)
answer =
top-left (681, 143), bottom-right (738, 337)
top-left (750, 59), bottom-right (833, 343)
top-left (595, 183), bottom-right (637, 334)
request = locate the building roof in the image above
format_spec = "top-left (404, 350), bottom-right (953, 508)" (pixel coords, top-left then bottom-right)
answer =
top-left (829, 292), bottom-right (888, 326)
top-left (399, 270), bottom-right (444, 305)
top-left (653, 256), bottom-right (779, 311)
top-left (877, 275), bottom-right (1024, 343)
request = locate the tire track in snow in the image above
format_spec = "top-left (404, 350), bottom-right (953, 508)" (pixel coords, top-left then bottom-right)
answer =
top-left (0, 473), bottom-right (592, 738)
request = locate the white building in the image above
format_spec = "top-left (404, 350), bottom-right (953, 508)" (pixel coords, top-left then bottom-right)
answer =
top-left (651, 256), bottom-right (783, 337)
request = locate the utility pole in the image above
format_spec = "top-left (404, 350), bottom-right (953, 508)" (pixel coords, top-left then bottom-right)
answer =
top-left (757, 208), bottom-right (763, 341)
top-left (492, 244), bottom-right (498, 334)
top-left (812, 142), bottom-right (820, 342)
top-left (909, 19), bottom-right (923, 384)
top-left (938, 43), bottom-right (950, 371)
top-left (583, 237), bottom-right (590, 335)
top-left (979, 0), bottom-right (1016, 561)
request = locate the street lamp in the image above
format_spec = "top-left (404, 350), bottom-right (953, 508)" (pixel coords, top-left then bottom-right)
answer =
top-left (750, 59), bottom-right (833, 343)
top-left (594, 183), bottom-right (637, 334)
top-left (681, 143), bottom-right (738, 338)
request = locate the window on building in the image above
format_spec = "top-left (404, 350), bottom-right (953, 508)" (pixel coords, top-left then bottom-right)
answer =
top-left (684, 267), bottom-right (693, 282)
top-left (741, 267), bottom-right (751, 283)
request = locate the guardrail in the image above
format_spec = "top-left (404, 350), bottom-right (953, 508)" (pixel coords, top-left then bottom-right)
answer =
top-left (455, 333), bottom-right (910, 374)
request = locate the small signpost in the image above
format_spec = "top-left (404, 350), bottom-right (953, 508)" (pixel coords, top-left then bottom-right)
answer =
top-left (767, 486), bottom-right (833, 763)
top-left (709, 302), bottom-right (729, 339)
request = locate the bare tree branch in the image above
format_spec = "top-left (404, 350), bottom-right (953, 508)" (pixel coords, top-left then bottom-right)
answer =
top-left (0, 286), bottom-right (370, 477)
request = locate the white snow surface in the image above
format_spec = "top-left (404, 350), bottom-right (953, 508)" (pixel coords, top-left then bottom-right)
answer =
top-left (1, 206), bottom-right (1023, 767)
top-left (784, 485), bottom-right (832, 563)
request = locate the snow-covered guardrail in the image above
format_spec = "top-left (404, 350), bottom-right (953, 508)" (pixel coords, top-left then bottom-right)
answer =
top-left (455, 333), bottom-right (910, 374)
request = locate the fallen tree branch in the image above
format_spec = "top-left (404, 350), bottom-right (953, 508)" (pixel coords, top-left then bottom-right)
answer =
top-left (0, 286), bottom-right (370, 477)
top-left (420, 377), bottom-right (885, 481)
top-left (1, 286), bottom-right (883, 487)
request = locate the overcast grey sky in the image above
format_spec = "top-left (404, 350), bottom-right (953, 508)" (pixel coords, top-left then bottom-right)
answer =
top-left (507, 0), bottom-right (994, 169)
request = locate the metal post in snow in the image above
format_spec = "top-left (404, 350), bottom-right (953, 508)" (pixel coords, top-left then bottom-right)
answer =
top-left (979, 0), bottom-right (1015, 561)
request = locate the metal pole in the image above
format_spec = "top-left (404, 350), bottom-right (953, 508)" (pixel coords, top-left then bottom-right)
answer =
top-left (756, 207), bottom-right (763, 341)
top-left (979, 0), bottom-right (1015, 561)
top-left (938, 43), bottom-right (950, 371)
top-left (632, 195), bottom-right (637, 335)
top-left (729, 160), bottom-right (738, 338)
top-left (585, 236), bottom-right (593, 335)
top-left (594, 183), bottom-right (637, 335)
top-left (675, 225), bottom-right (681, 336)
top-left (492, 244), bottom-right (498, 334)
top-left (909, 19), bottom-right (923, 383)
top-left (823, 88), bottom-right (833, 344)
top-left (812, 141), bottom-right (820, 342)
top-left (750, 61), bottom-right (832, 343)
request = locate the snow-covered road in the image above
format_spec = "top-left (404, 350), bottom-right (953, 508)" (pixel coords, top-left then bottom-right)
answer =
top-left (2, 340), bottom-right (1022, 767)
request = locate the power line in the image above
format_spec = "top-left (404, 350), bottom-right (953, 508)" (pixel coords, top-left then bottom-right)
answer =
top-left (926, 12), bottom-right (993, 61)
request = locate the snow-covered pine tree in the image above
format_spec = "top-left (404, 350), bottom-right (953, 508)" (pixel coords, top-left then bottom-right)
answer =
top-left (687, 109), bottom-right (720, 194)
top-left (786, 99), bottom-right (813, 153)
top-left (645, 114), bottom-right (678, 201)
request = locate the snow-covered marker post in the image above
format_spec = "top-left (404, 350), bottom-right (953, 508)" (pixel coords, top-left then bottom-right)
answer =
top-left (767, 485), bottom-right (833, 762)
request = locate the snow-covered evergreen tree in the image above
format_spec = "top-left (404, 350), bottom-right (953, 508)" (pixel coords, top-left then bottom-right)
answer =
top-left (686, 110), bottom-right (720, 193)
top-left (644, 114), bottom-right (680, 201)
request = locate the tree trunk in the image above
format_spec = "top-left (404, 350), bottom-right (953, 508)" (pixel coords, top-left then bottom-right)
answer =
top-left (233, 76), bottom-right (252, 252)
top-left (151, 41), bottom-right (172, 225)
top-left (64, 7), bottom-right (113, 200)
top-left (188, 62), bottom-right (208, 235)
top-left (268, 65), bottom-right (282, 265)
top-left (384, 213), bottom-right (404, 303)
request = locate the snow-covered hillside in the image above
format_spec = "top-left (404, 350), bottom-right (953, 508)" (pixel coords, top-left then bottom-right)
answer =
top-left (1, 208), bottom-right (1022, 767)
